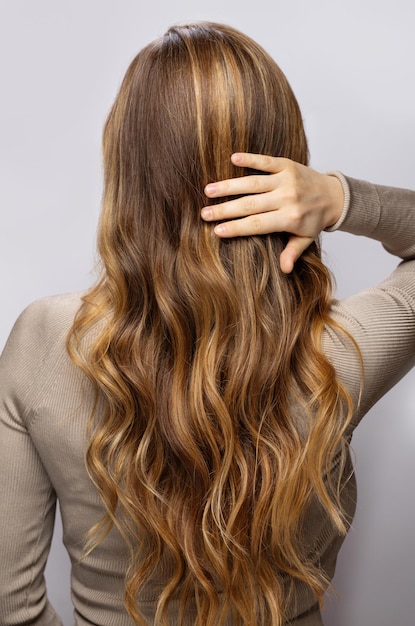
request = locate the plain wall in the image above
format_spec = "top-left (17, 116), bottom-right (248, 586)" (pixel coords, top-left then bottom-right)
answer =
top-left (1, 1), bottom-right (414, 624)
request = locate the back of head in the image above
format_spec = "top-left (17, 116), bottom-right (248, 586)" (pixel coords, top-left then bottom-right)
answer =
top-left (100, 22), bottom-right (310, 284)
top-left (70, 22), bottom-right (353, 626)
top-left (102, 21), bottom-right (308, 215)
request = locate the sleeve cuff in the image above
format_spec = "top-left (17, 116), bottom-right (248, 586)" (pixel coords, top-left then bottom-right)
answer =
top-left (324, 171), bottom-right (351, 232)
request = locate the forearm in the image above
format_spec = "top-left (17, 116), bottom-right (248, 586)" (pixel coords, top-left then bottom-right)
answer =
top-left (335, 177), bottom-right (415, 261)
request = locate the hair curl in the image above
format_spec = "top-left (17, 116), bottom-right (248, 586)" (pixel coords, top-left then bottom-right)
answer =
top-left (68, 22), bottom-right (358, 625)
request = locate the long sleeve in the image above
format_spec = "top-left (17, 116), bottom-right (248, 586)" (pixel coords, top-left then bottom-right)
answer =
top-left (323, 177), bottom-right (415, 427)
top-left (0, 303), bottom-right (64, 626)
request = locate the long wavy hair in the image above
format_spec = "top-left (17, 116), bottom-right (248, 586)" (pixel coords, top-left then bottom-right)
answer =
top-left (68, 22), bottom-right (356, 626)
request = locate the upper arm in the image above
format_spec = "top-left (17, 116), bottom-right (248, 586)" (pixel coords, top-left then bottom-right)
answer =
top-left (0, 303), bottom-right (64, 625)
top-left (325, 261), bottom-right (415, 427)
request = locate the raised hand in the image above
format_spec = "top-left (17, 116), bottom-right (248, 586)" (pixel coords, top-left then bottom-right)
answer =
top-left (202, 153), bottom-right (344, 273)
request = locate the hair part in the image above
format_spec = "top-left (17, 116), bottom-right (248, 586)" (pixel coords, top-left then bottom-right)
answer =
top-left (68, 22), bottom-right (357, 626)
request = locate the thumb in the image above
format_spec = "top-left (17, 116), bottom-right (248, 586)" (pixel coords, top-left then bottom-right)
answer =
top-left (280, 235), bottom-right (314, 274)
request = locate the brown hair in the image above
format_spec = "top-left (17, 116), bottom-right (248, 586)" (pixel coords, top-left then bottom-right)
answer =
top-left (68, 22), bottom-right (355, 625)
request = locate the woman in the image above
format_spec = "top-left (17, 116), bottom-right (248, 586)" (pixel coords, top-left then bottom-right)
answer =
top-left (0, 21), bottom-right (414, 626)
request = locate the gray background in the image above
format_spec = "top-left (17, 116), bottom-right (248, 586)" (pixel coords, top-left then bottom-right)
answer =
top-left (1, 1), bottom-right (414, 624)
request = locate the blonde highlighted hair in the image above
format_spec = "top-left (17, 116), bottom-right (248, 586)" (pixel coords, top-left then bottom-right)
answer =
top-left (68, 22), bottom-right (356, 625)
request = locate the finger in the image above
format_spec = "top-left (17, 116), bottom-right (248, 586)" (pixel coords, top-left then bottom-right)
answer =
top-left (202, 190), bottom-right (282, 222)
top-left (205, 173), bottom-right (277, 199)
top-left (214, 211), bottom-right (286, 238)
top-left (231, 152), bottom-right (291, 174)
top-left (279, 235), bottom-right (314, 274)
top-left (204, 153), bottom-right (292, 199)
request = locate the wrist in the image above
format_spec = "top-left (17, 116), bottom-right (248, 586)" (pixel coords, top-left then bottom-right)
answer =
top-left (324, 171), bottom-right (350, 232)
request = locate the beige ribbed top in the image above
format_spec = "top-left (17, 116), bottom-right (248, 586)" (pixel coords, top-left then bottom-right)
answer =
top-left (1, 177), bottom-right (415, 626)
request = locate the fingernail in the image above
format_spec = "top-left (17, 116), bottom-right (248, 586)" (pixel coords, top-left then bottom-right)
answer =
top-left (201, 208), bottom-right (212, 219)
top-left (232, 153), bottom-right (242, 164)
top-left (214, 224), bottom-right (226, 236)
top-left (205, 184), bottom-right (216, 195)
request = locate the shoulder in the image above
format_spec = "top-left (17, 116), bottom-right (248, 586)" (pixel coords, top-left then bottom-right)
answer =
top-left (0, 292), bottom-right (84, 421)
top-left (1, 291), bottom-right (83, 369)
top-left (10, 291), bottom-right (83, 341)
